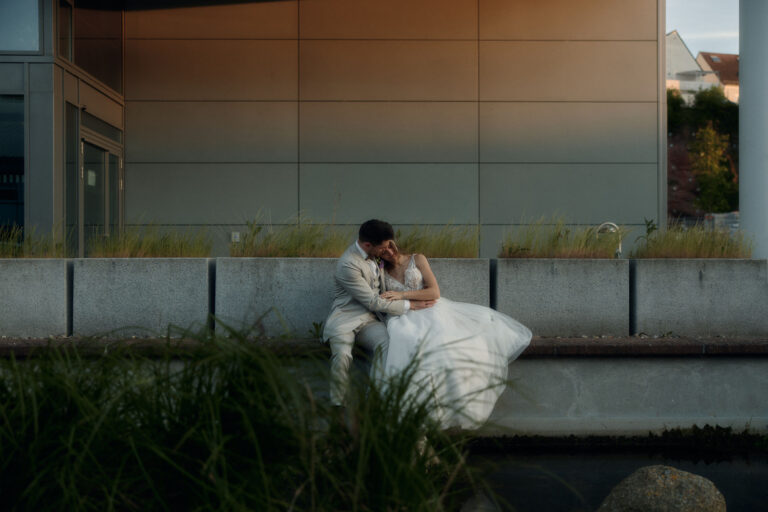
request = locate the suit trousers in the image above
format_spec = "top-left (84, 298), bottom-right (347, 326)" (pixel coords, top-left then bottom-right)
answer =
top-left (328, 320), bottom-right (389, 406)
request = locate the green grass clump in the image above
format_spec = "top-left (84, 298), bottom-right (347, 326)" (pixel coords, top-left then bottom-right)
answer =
top-left (631, 222), bottom-right (751, 258)
top-left (499, 217), bottom-right (626, 259)
top-left (0, 328), bottom-right (480, 510)
top-left (230, 220), bottom-right (354, 258)
top-left (396, 225), bottom-right (479, 258)
top-left (87, 226), bottom-right (212, 257)
top-left (0, 225), bottom-right (65, 258)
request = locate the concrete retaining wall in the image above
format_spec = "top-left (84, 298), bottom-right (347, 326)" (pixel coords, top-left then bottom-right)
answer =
top-left (2, 257), bottom-right (767, 338)
top-left (481, 357), bottom-right (768, 436)
top-left (215, 258), bottom-right (490, 337)
top-left (0, 259), bottom-right (68, 337)
top-left (428, 258), bottom-right (490, 306)
top-left (634, 259), bottom-right (768, 336)
top-left (495, 259), bottom-right (629, 336)
top-left (215, 258), bottom-right (337, 337)
top-left (73, 258), bottom-right (210, 337)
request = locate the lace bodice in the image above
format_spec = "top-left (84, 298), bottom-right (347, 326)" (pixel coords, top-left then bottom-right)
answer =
top-left (384, 255), bottom-right (424, 292)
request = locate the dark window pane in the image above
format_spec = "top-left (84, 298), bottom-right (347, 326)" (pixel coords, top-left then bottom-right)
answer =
top-left (83, 142), bottom-right (105, 255)
top-left (0, 0), bottom-right (40, 52)
top-left (82, 111), bottom-right (122, 143)
top-left (74, 1), bottom-right (122, 93)
top-left (0, 96), bottom-right (24, 229)
top-left (58, 0), bottom-right (73, 60)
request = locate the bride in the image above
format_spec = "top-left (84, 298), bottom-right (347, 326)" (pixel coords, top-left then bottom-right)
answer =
top-left (378, 241), bottom-right (532, 429)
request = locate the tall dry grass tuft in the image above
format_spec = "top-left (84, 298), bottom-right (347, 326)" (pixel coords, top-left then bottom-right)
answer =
top-left (396, 225), bottom-right (479, 258)
top-left (230, 220), bottom-right (354, 258)
top-left (87, 226), bottom-right (213, 257)
top-left (631, 221), bottom-right (752, 258)
top-left (498, 217), bottom-right (627, 259)
top-left (0, 328), bottom-right (482, 510)
top-left (0, 225), bottom-right (66, 258)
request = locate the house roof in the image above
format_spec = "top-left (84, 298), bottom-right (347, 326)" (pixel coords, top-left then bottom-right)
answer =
top-left (698, 52), bottom-right (739, 85)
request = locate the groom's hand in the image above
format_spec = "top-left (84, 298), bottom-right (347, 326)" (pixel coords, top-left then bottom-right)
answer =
top-left (409, 300), bottom-right (437, 310)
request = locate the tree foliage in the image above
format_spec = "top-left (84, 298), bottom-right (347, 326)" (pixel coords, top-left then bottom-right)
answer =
top-left (689, 121), bottom-right (738, 213)
top-left (667, 86), bottom-right (739, 215)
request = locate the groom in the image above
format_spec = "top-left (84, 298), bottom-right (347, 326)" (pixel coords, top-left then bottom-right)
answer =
top-left (323, 219), bottom-right (435, 406)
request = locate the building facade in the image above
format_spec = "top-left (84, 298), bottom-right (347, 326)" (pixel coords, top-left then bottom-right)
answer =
top-left (0, 0), bottom-right (666, 257)
top-left (665, 29), bottom-right (720, 105)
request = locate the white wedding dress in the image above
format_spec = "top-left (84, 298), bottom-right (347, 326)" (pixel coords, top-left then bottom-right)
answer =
top-left (383, 255), bottom-right (532, 429)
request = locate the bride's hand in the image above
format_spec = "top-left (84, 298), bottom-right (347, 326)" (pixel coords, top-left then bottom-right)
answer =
top-left (381, 291), bottom-right (403, 300)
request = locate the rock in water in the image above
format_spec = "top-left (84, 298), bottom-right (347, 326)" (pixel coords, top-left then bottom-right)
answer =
top-left (598, 465), bottom-right (726, 512)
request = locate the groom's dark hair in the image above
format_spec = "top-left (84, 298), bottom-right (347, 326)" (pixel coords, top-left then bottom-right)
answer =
top-left (359, 219), bottom-right (394, 245)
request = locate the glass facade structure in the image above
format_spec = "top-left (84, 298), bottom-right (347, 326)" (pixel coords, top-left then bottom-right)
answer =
top-left (0, 96), bottom-right (24, 229)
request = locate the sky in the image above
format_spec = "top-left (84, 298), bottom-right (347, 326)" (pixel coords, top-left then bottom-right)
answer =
top-left (667, 0), bottom-right (739, 56)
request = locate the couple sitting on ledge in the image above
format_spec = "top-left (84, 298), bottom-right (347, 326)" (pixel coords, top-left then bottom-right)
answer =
top-left (322, 219), bottom-right (532, 429)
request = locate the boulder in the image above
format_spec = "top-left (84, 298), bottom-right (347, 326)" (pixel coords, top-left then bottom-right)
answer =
top-left (598, 465), bottom-right (726, 512)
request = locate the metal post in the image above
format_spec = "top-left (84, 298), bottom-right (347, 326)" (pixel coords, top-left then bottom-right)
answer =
top-left (740, 0), bottom-right (768, 257)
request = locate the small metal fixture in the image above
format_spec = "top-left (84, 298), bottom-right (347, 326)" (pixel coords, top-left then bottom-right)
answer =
top-left (596, 222), bottom-right (622, 259)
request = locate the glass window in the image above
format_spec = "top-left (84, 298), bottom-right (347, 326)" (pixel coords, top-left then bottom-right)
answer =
top-left (82, 111), bottom-right (122, 143)
top-left (74, 1), bottom-right (123, 93)
top-left (0, 0), bottom-right (40, 52)
top-left (58, 0), bottom-right (73, 60)
top-left (0, 96), bottom-right (25, 229)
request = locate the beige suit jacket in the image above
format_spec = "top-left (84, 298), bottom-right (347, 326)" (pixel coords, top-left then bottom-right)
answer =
top-left (322, 243), bottom-right (408, 341)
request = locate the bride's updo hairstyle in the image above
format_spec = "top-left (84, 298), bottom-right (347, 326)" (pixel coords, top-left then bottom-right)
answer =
top-left (359, 219), bottom-right (394, 245)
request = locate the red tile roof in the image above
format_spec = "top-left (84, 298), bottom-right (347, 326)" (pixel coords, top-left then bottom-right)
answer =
top-left (699, 52), bottom-right (739, 85)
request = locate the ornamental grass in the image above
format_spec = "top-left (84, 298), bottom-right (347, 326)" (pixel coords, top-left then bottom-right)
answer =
top-left (87, 225), bottom-right (213, 258)
top-left (396, 225), bottom-right (479, 258)
top-left (630, 222), bottom-right (752, 258)
top-left (0, 327), bottom-right (485, 511)
top-left (498, 218), bottom-right (627, 259)
top-left (0, 225), bottom-right (65, 258)
top-left (230, 219), bottom-right (354, 258)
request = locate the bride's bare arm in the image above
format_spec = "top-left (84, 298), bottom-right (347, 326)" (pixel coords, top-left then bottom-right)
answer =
top-left (381, 254), bottom-right (440, 301)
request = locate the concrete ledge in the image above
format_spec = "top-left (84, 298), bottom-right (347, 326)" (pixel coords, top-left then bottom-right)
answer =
top-left (0, 336), bottom-right (765, 436)
top-left (495, 259), bottom-right (629, 336)
top-left (215, 258), bottom-right (337, 337)
top-left (523, 337), bottom-right (768, 357)
top-left (0, 259), bottom-right (68, 337)
top-left (634, 259), bottom-right (768, 336)
top-left (73, 258), bottom-right (210, 337)
top-left (482, 357), bottom-right (768, 436)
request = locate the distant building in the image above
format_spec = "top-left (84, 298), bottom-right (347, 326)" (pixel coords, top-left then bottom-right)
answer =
top-left (666, 30), bottom-right (719, 104)
top-left (697, 52), bottom-right (740, 103)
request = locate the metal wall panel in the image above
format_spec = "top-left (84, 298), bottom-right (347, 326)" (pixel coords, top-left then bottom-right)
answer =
top-left (480, 0), bottom-right (657, 40)
top-left (300, 40), bottom-right (477, 101)
top-left (299, 163), bottom-right (478, 224)
top-left (125, 163), bottom-right (298, 224)
top-left (125, 40), bottom-right (298, 101)
top-left (80, 82), bottom-right (123, 128)
top-left (28, 64), bottom-right (55, 232)
top-left (300, 102), bottom-right (477, 163)
top-left (0, 63), bottom-right (24, 92)
top-left (479, 163), bottom-right (658, 224)
top-left (480, 41), bottom-right (657, 101)
top-left (479, 102), bottom-right (657, 163)
top-left (126, 102), bottom-right (298, 163)
top-left (125, 1), bottom-right (298, 39)
top-left (299, 0), bottom-right (477, 40)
